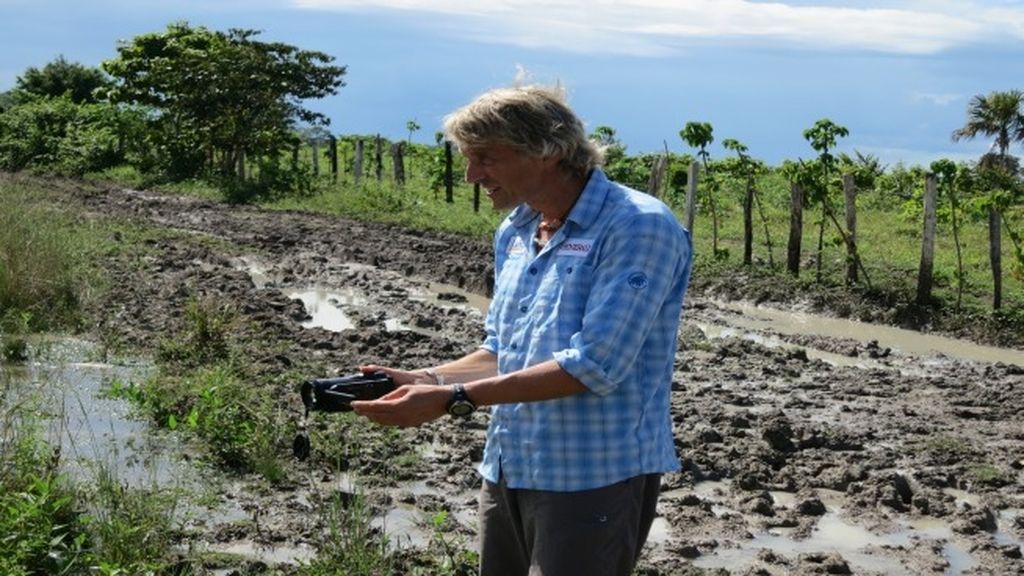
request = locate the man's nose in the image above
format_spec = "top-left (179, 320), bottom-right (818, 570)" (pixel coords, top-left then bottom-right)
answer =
top-left (465, 162), bottom-right (482, 184)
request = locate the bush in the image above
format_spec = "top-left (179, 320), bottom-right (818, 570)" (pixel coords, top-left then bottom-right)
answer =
top-left (0, 96), bottom-right (138, 176)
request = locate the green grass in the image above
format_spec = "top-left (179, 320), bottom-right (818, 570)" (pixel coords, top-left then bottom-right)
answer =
top-left (109, 295), bottom-right (295, 480)
top-left (298, 491), bottom-right (398, 575)
top-left (687, 173), bottom-right (1024, 321)
top-left (264, 171), bottom-right (504, 238)
top-left (0, 176), bottom-right (109, 338)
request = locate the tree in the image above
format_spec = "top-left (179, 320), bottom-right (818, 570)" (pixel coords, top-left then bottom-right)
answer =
top-left (804, 119), bottom-right (845, 281)
top-left (16, 56), bottom-right (111, 104)
top-left (930, 159), bottom-right (969, 311)
top-left (590, 125), bottom-right (620, 149)
top-left (838, 150), bottom-right (886, 191)
top-left (0, 94), bottom-right (139, 175)
top-left (723, 138), bottom-right (772, 266)
top-left (406, 120), bottom-right (421, 143)
top-left (952, 90), bottom-right (1024, 309)
top-left (591, 125), bottom-right (646, 190)
top-left (681, 121), bottom-right (722, 257)
top-left (103, 22), bottom-right (347, 187)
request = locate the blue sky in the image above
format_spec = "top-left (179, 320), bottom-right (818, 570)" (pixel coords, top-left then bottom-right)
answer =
top-left (2, 0), bottom-right (1023, 167)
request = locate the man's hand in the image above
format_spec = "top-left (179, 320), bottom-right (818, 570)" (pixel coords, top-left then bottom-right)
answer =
top-left (359, 364), bottom-right (432, 387)
top-left (351, 383), bottom-right (450, 427)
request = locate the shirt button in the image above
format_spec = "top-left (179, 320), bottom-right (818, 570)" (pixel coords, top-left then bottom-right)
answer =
top-left (510, 343), bottom-right (518, 350)
top-left (529, 267), bottom-right (537, 275)
top-left (520, 305), bottom-right (528, 313)
top-left (567, 266), bottom-right (573, 274)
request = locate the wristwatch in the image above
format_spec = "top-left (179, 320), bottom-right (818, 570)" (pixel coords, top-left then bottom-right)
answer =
top-left (446, 383), bottom-right (476, 417)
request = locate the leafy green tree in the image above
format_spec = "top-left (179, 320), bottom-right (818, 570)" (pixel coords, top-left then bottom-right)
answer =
top-left (591, 125), bottom-right (647, 190)
top-left (406, 120), bottom-right (421, 143)
top-left (722, 138), bottom-right (772, 266)
top-left (0, 95), bottom-right (139, 175)
top-left (931, 159), bottom-right (971, 310)
top-left (590, 125), bottom-right (620, 149)
top-left (16, 56), bottom-right (111, 104)
top-left (952, 90), bottom-right (1024, 309)
top-left (0, 90), bottom-right (16, 113)
top-left (804, 119), bottom-right (851, 283)
top-left (838, 150), bottom-right (885, 191)
top-left (103, 22), bottom-right (346, 190)
top-left (681, 121), bottom-right (722, 257)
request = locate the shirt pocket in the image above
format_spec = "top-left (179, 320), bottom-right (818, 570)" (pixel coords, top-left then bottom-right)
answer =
top-left (533, 258), bottom-right (594, 336)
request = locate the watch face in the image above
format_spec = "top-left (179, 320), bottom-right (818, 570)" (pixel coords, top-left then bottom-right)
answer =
top-left (449, 401), bottom-right (475, 417)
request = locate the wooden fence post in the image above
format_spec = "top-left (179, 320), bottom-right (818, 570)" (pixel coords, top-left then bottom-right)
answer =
top-left (685, 161), bottom-right (699, 232)
top-left (311, 140), bottom-right (320, 177)
top-left (391, 142), bottom-right (405, 185)
top-left (473, 183), bottom-right (481, 213)
top-left (743, 176), bottom-right (753, 266)
top-left (330, 136), bottom-right (338, 183)
top-left (843, 174), bottom-right (858, 284)
top-left (444, 141), bottom-right (454, 204)
top-left (647, 155), bottom-right (667, 198)
top-left (291, 142), bottom-right (299, 172)
top-left (374, 135), bottom-right (383, 181)
top-left (787, 182), bottom-right (804, 276)
top-left (354, 139), bottom-right (363, 184)
top-left (917, 173), bottom-right (938, 305)
top-left (989, 207), bottom-right (1002, 309)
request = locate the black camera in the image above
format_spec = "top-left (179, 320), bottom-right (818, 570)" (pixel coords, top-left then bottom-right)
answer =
top-left (300, 371), bottom-right (397, 413)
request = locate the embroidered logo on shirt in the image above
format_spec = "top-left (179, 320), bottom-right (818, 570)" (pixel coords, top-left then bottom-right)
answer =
top-left (628, 272), bottom-right (648, 290)
top-left (507, 236), bottom-right (527, 257)
top-left (556, 239), bottom-right (593, 257)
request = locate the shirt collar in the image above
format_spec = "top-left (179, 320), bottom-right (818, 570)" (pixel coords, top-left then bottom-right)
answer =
top-left (508, 168), bottom-right (611, 231)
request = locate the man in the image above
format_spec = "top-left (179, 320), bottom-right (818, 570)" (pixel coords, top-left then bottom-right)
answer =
top-left (352, 85), bottom-right (692, 576)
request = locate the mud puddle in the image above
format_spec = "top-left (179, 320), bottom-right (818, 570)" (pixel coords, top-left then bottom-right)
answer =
top-left (709, 300), bottom-right (1024, 367)
top-left (0, 338), bottom-right (288, 566)
top-left (239, 255), bottom-right (487, 337)
top-left (0, 338), bottom-right (186, 487)
top-left (672, 480), bottom-right (1021, 576)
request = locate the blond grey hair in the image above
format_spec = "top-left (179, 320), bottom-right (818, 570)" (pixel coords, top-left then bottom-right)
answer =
top-left (442, 85), bottom-right (604, 179)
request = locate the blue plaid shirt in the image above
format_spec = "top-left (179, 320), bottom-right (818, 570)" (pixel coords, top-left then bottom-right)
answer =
top-left (479, 169), bottom-right (692, 491)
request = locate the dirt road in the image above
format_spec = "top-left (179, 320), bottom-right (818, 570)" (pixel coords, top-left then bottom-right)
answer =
top-left (63, 177), bottom-right (1024, 575)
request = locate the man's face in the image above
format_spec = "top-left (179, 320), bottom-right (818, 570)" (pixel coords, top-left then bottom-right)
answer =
top-left (462, 144), bottom-right (555, 211)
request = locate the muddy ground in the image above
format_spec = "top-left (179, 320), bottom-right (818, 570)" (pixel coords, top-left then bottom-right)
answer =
top-left (44, 176), bottom-right (1024, 575)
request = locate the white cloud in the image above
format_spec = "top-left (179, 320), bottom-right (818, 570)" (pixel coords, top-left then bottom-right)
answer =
top-left (290, 0), bottom-right (1024, 55)
top-left (912, 92), bottom-right (962, 106)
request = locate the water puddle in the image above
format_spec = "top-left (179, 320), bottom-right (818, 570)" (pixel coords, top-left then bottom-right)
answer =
top-left (669, 480), bottom-right (992, 575)
top-left (1, 339), bottom-right (187, 487)
top-left (237, 256), bottom-right (486, 335)
top-left (696, 322), bottom-right (877, 368)
top-left (2, 339), bottom-right (312, 568)
top-left (287, 287), bottom-right (362, 331)
top-left (712, 300), bottom-right (1024, 367)
top-left (419, 282), bottom-right (491, 316)
top-left (693, 511), bottom-right (973, 575)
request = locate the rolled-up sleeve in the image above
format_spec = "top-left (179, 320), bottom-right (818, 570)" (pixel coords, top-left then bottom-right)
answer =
top-left (554, 212), bottom-right (689, 396)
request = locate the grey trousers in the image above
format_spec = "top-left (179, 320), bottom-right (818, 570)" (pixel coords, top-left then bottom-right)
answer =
top-left (478, 473), bottom-right (661, 576)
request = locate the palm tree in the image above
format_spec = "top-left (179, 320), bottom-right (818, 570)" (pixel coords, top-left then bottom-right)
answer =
top-left (952, 90), bottom-right (1024, 309)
